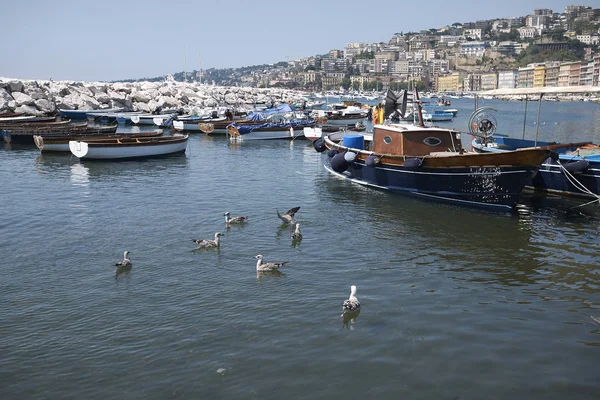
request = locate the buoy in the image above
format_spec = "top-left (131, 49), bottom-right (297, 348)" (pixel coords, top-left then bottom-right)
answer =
top-left (563, 159), bottom-right (590, 174)
top-left (330, 152), bottom-right (350, 172)
top-left (404, 158), bottom-right (423, 169)
top-left (314, 137), bottom-right (327, 152)
top-left (344, 152), bottom-right (357, 162)
top-left (327, 149), bottom-right (338, 158)
top-left (366, 155), bottom-right (381, 167)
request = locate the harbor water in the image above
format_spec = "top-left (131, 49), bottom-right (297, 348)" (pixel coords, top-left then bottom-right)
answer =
top-left (1, 98), bottom-right (600, 399)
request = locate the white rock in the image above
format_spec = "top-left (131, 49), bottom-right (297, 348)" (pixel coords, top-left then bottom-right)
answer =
top-left (12, 92), bottom-right (35, 106)
top-left (95, 92), bottom-right (111, 104)
top-left (132, 101), bottom-right (151, 113)
top-left (35, 98), bottom-right (56, 113)
top-left (14, 104), bottom-right (42, 116)
top-left (0, 88), bottom-right (15, 112)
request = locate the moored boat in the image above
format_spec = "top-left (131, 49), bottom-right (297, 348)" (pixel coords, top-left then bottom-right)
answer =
top-left (34, 130), bottom-right (164, 152)
top-left (59, 107), bottom-right (125, 120)
top-left (227, 121), bottom-right (313, 141)
top-left (69, 135), bottom-right (189, 160)
top-left (468, 86), bottom-right (600, 199)
top-left (318, 89), bottom-right (554, 210)
top-left (322, 124), bottom-right (553, 210)
top-left (2, 123), bottom-right (117, 144)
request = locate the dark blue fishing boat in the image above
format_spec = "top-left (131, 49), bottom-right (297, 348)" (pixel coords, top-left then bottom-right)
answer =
top-left (319, 89), bottom-right (553, 210)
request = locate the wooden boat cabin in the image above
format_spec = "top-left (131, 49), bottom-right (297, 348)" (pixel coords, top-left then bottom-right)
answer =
top-left (372, 124), bottom-right (463, 157)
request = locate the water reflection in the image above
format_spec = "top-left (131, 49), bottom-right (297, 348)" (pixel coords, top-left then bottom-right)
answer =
top-left (70, 163), bottom-right (89, 187)
top-left (342, 309), bottom-right (360, 330)
top-left (256, 269), bottom-right (283, 280)
top-left (317, 170), bottom-right (600, 300)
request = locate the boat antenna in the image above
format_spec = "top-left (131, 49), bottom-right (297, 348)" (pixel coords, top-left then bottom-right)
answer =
top-left (414, 87), bottom-right (425, 127)
top-left (534, 93), bottom-right (543, 147)
top-left (521, 95), bottom-right (528, 140)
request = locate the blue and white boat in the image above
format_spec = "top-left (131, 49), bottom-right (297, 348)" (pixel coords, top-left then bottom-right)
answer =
top-left (115, 113), bottom-right (177, 127)
top-left (59, 107), bottom-right (125, 120)
top-left (470, 86), bottom-right (600, 200)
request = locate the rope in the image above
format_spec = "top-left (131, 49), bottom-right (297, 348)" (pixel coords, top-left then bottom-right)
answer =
top-left (555, 160), bottom-right (600, 208)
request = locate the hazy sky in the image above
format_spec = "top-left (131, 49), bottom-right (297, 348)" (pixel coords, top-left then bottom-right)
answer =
top-left (1, 0), bottom-right (577, 82)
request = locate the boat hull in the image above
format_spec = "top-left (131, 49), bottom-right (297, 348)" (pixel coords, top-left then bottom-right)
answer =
top-left (69, 136), bottom-right (188, 160)
top-left (59, 108), bottom-right (125, 120)
top-left (472, 137), bottom-right (600, 198)
top-left (325, 158), bottom-right (539, 210)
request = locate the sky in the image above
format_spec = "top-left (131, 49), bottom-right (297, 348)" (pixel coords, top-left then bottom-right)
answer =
top-left (0, 0), bottom-right (581, 82)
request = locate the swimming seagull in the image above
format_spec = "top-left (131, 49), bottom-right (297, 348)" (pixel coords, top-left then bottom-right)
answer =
top-left (115, 251), bottom-right (132, 268)
top-left (276, 206), bottom-right (300, 225)
top-left (342, 285), bottom-right (361, 313)
top-left (255, 254), bottom-right (288, 272)
top-left (291, 222), bottom-right (302, 240)
top-left (192, 232), bottom-right (223, 249)
top-left (224, 212), bottom-right (248, 225)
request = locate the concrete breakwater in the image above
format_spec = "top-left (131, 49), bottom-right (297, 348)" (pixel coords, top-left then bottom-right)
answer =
top-left (0, 78), bottom-right (309, 116)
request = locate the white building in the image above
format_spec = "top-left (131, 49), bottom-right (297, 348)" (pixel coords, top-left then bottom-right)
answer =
top-left (459, 42), bottom-right (488, 57)
top-left (497, 70), bottom-right (518, 89)
top-left (517, 27), bottom-right (538, 39)
top-left (464, 29), bottom-right (482, 40)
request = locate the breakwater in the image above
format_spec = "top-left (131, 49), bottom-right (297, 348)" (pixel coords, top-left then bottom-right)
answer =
top-left (0, 77), bottom-right (308, 116)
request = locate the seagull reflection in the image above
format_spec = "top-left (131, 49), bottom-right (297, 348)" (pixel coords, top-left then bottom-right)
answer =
top-left (342, 309), bottom-right (360, 330)
top-left (256, 269), bottom-right (283, 280)
top-left (115, 266), bottom-right (132, 280)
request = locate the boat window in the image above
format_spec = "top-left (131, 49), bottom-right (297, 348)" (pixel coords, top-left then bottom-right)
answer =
top-left (423, 137), bottom-right (442, 146)
top-left (383, 136), bottom-right (392, 144)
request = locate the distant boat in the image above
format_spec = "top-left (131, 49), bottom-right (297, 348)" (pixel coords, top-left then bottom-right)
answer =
top-left (227, 121), bottom-right (312, 141)
top-left (116, 113), bottom-right (177, 127)
top-left (69, 135), bottom-right (189, 160)
top-left (59, 107), bottom-right (125, 120)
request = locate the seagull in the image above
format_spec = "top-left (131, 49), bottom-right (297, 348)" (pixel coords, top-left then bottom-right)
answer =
top-left (115, 251), bottom-right (132, 268)
top-left (276, 206), bottom-right (300, 225)
top-left (224, 212), bottom-right (248, 225)
top-left (342, 285), bottom-right (361, 313)
top-left (255, 254), bottom-right (288, 272)
top-left (192, 232), bottom-right (223, 249)
top-left (291, 222), bottom-right (302, 240)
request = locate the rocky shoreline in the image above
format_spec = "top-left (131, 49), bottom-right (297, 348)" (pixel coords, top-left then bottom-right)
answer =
top-left (0, 78), bottom-right (309, 116)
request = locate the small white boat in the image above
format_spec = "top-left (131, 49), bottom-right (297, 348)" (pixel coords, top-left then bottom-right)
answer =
top-left (227, 123), bottom-right (306, 141)
top-left (117, 113), bottom-right (177, 127)
top-left (172, 117), bottom-right (228, 132)
top-left (69, 135), bottom-right (188, 160)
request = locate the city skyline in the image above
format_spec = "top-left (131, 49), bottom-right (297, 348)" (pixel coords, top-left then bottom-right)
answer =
top-left (0, 0), bottom-right (585, 82)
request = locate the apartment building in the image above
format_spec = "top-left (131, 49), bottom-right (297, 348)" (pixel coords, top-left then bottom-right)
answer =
top-left (481, 72), bottom-right (498, 90)
top-left (497, 70), bottom-right (518, 89)
top-left (533, 65), bottom-right (546, 88)
top-left (517, 66), bottom-right (535, 88)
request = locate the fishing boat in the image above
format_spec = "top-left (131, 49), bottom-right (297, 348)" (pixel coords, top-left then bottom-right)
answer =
top-left (34, 130), bottom-right (164, 152)
top-left (319, 89), bottom-right (554, 210)
top-left (469, 86), bottom-right (600, 199)
top-left (69, 134), bottom-right (188, 160)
